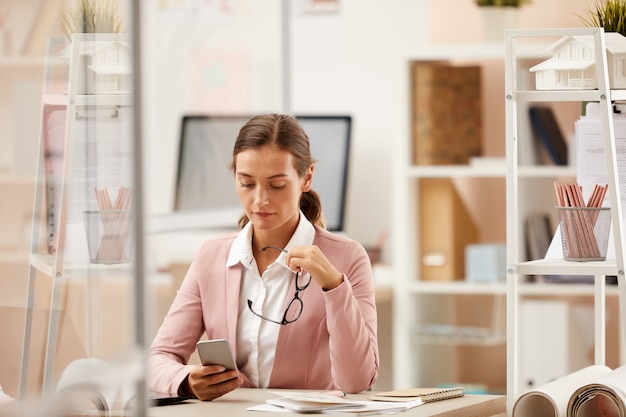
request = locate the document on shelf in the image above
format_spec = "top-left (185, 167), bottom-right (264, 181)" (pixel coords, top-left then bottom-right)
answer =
top-left (545, 103), bottom-right (626, 261)
top-left (246, 391), bottom-right (423, 415)
top-left (575, 107), bottom-right (626, 210)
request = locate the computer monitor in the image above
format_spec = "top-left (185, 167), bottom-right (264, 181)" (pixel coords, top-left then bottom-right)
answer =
top-left (172, 114), bottom-right (351, 231)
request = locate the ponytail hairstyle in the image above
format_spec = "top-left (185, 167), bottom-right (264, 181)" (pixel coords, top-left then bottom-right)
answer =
top-left (230, 114), bottom-right (326, 230)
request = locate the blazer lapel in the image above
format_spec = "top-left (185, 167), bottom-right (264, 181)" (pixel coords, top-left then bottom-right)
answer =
top-left (225, 263), bottom-right (243, 351)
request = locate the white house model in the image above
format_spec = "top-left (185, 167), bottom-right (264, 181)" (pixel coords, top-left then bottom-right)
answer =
top-left (60, 37), bottom-right (132, 95)
top-left (530, 32), bottom-right (626, 90)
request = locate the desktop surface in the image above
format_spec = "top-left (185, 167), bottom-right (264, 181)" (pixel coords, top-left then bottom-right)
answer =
top-left (148, 388), bottom-right (506, 417)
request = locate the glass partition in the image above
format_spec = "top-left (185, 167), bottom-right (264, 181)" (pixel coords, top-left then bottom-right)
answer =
top-left (1, 2), bottom-right (287, 416)
top-left (1, 1), bottom-right (146, 416)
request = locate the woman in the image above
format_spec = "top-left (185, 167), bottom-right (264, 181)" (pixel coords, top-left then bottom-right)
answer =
top-left (148, 114), bottom-right (378, 401)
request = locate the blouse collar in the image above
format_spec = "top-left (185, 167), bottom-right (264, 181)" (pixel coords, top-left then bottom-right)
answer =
top-left (226, 211), bottom-right (315, 268)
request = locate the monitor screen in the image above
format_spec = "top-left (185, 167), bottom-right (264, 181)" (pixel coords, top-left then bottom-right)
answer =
top-left (173, 115), bottom-right (351, 231)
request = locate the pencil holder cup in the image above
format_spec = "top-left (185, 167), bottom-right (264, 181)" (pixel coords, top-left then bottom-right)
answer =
top-left (557, 207), bottom-right (611, 262)
top-left (83, 210), bottom-right (133, 264)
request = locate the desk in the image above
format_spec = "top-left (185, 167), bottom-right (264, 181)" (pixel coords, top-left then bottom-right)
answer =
top-left (148, 389), bottom-right (506, 417)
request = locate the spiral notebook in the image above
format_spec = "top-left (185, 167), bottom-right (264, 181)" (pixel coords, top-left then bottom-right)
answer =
top-left (368, 386), bottom-right (464, 403)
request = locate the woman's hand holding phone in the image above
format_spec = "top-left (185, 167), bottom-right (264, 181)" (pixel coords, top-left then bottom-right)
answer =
top-left (184, 339), bottom-right (243, 401)
top-left (185, 364), bottom-right (242, 401)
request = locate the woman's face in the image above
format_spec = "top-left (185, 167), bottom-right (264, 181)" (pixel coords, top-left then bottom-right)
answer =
top-left (235, 145), bottom-right (312, 234)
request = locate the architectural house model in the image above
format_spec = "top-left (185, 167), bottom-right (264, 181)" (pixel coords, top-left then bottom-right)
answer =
top-left (530, 32), bottom-right (626, 90)
top-left (60, 37), bottom-right (132, 95)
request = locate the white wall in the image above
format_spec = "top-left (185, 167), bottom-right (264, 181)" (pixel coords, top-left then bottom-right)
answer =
top-left (142, 0), bottom-right (430, 260)
top-left (290, 0), bottom-right (429, 250)
top-left (142, 0), bottom-right (593, 262)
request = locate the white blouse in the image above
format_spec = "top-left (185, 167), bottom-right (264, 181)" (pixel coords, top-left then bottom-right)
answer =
top-left (226, 213), bottom-right (315, 387)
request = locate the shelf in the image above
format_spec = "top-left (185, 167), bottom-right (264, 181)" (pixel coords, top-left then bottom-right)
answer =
top-left (405, 164), bottom-right (576, 179)
top-left (408, 280), bottom-right (622, 296)
top-left (406, 165), bottom-right (505, 178)
top-left (412, 324), bottom-right (506, 346)
top-left (30, 253), bottom-right (132, 279)
top-left (517, 281), bottom-right (622, 297)
top-left (0, 56), bottom-right (46, 67)
top-left (0, 174), bottom-right (36, 184)
top-left (43, 94), bottom-right (132, 107)
top-left (514, 89), bottom-right (626, 103)
top-left (513, 258), bottom-right (619, 277)
top-left (408, 281), bottom-right (506, 295)
top-left (409, 42), bottom-right (551, 61)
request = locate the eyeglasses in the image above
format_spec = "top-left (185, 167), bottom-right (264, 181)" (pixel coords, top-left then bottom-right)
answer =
top-left (247, 245), bottom-right (311, 325)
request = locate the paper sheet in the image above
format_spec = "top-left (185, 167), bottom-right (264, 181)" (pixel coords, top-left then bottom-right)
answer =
top-left (251, 391), bottom-right (423, 415)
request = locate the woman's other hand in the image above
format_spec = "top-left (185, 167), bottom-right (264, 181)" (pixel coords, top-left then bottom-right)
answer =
top-left (286, 245), bottom-right (344, 291)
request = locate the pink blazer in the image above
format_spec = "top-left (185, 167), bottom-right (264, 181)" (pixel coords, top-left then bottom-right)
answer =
top-left (148, 226), bottom-right (379, 395)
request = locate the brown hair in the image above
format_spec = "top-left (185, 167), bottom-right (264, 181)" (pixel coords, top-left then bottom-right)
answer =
top-left (231, 114), bottom-right (326, 229)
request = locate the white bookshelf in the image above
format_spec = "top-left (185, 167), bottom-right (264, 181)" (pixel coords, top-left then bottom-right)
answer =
top-left (20, 34), bottom-right (136, 398)
top-left (505, 28), bottom-right (626, 412)
top-left (391, 38), bottom-right (583, 392)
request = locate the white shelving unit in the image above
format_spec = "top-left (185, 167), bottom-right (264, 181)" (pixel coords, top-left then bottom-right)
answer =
top-left (505, 27), bottom-right (626, 412)
top-left (391, 40), bottom-right (566, 391)
top-left (19, 33), bottom-right (135, 399)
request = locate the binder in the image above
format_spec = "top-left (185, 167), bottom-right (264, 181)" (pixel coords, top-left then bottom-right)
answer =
top-left (43, 107), bottom-right (66, 255)
top-left (419, 178), bottom-right (478, 281)
top-left (411, 63), bottom-right (482, 165)
top-left (528, 106), bottom-right (568, 166)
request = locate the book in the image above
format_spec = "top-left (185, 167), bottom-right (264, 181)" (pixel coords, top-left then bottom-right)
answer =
top-left (512, 364), bottom-right (626, 417)
top-left (411, 62), bottom-right (482, 165)
top-left (528, 106), bottom-right (568, 166)
top-left (525, 212), bottom-right (552, 282)
top-left (525, 212), bottom-right (552, 261)
top-left (368, 386), bottom-right (465, 403)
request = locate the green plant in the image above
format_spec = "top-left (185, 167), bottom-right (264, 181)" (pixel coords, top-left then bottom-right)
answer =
top-left (475, 0), bottom-right (531, 6)
top-left (577, 0), bottom-right (626, 37)
top-left (60, 0), bottom-right (124, 39)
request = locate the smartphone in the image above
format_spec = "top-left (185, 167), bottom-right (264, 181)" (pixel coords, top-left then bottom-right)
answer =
top-left (196, 339), bottom-right (238, 371)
